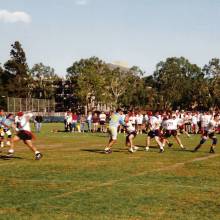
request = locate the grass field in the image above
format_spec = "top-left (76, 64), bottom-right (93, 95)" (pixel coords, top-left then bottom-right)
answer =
top-left (0, 123), bottom-right (220, 220)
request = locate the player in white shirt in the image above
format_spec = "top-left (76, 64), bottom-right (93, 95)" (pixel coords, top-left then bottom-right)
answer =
top-left (200, 112), bottom-right (212, 134)
top-left (125, 115), bottom-right (138, 153)
top-left (177, 114), bottom-right (191, 138)
top-left (0, 113), bottom-right (14, 148)
top-left (191, 112), bottom-right (199, 134)
top-left (99, 112), bottom-right (107, 133)
top-left (7, 112), bottom-right (43, 160)
top-left (193, 114), bottom-right (219, 153)
top-left (136, 112), bottom-right (143, 134)
top-left (162, 115), bottom-right (185, 150)
top-left (146, 112), bottom-right (164, 153)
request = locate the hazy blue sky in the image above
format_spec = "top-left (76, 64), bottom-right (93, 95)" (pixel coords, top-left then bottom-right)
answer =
top-left (0, 0), bottom-right (220, 75)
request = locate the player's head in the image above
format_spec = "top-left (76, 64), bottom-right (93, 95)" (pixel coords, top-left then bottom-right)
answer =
top-left (0, 109), bottom-right (4, 116)
top-left (17, 111), bottom-right (24, 117)
top-left (116, 108), bottom-right (122, 114)
top-left (214, 114), bottom-right (219, 121)
top-left (6, 113), bottom-right (14, 119)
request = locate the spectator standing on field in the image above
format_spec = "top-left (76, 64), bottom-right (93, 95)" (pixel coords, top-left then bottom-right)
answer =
top-left (71, 112), bottom-right (78, 132)
top-left (99, 111), bottom-right (107, 133)
top-left (87, 112), bottom-right (92, 132)
top-left (34, 114), bottom-right (43, 133)
top-left (79, 114), bottom-right (86, 133)
top-left (92, 112), bottom-right (99, 132)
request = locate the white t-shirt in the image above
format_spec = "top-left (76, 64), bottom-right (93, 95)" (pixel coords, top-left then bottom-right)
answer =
top-left (99, 113), bottom-right (106, 122)
top-left (162, 118), bottom-right (178, 130)
top-left (205, 119), bottom-right (218, 133)
top-left (129, 116), bottom-right (136, 125)
top-left (201, 114), bottom-right (212, 127)
top-left (149, 116), bottom-right (160, 130)
top-left (192, 115), bottom-right (198, 125)
top-left (126, 121), bottom-right (136, 133)
top-left (136, 114), bottom-right (143, 125)
top-left (16, 113), bottom-right (33, 132)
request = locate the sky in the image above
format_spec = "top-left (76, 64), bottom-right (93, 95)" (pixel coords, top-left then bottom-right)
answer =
top-left (0, 0), bottom-right (220, 76)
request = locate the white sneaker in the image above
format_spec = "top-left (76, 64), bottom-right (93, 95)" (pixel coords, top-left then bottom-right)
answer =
top-left (6, 141), bottom-right (11, 146)
top-left (128, 147), bottom-right (134, 153)
top-left (159, 148), bottom-right (164, 153)
top-left (0, 142), bottom-right (4, 148)
top-left (145, 146), bottom-right (149, 152)
top-left (133, 146), bottom-right (139, 152)
top-left (180, 144), bottom-right (185, 149)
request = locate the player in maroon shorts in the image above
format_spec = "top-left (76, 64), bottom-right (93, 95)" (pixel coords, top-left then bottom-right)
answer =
top-left (7, 112), bottom-right (43, 160)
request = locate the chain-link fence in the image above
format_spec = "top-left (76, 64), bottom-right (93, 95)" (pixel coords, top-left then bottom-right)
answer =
top-left (6, 97), bottom-right (55, 113)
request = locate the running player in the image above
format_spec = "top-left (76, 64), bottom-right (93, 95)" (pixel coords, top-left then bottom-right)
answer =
top-left (104, 108), bottom-right (125, 154)
top-left (146, 112), bottom-right (164, 153)
top-left (0, 109), bottom-right (6, 148)
top-left (125, 114), bottom-right (138, 153)
top-left (7, 112), bottom-right (43, 160)
top-left (161, 114), bottom-right (185, 150)
top-left (193, 114), bottom-right (219, 153)
top-left (1, 113), bottom-right (14, 147)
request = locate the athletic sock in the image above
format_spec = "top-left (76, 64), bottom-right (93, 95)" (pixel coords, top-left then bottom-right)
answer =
top-left (8, 149), bottom-right (14, 154)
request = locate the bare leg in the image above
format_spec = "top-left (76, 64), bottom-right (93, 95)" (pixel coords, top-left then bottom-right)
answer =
top-left (146, 136), bottom-right (151, 151)
top-left (8, 135), bottom-right (20, 153)
top-left (174, 136), bottom-right (184, 149)
top-left (24, 140), bottom-right (38, 153)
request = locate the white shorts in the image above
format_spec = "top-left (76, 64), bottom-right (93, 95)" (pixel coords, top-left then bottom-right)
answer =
top-left (109, 126), bottom-right (118, 140)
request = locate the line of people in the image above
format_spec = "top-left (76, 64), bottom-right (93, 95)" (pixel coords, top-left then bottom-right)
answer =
top-left (104, 109), bottom-right (220, 154)
top-left (63, 109), bottom-right (220, 135)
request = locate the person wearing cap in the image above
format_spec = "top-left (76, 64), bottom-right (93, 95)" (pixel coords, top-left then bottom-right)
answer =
top-left (7, 112), bottom-right (43, 160)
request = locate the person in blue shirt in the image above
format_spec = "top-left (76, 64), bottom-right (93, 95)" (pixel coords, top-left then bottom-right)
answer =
top-left (104, 108), bottom-right (125, 154)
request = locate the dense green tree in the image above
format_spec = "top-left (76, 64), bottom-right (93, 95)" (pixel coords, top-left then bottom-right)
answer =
top-left (3, 41), bottom-right (30, 97)
top-left (153, 57), bottom-right (204, 110)
top-left (0, 64), bottom-right (7, 108)
top-left (30, 63), bottom-right (60, 98)
top-left (203, 58), bottom-right (220, 108)
top-left (67, 57), bottom-right (107, 110)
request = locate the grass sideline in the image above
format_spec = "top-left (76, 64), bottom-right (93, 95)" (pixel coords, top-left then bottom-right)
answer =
top-left (0, 123), bottom-right (220, 220)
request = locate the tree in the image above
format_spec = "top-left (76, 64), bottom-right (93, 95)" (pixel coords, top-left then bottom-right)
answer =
top-left (67, 57), bottom-right (107, 111)
top-left (30, 63), bottom-right (60, 99)
top-left (153, 57), bottom-right (203, 110)
top-left (4, 41), bottom-right (30, 97)
top-left (0, 64), bottom-right (7, 109)
top-left (203, 58), bottom-right (220, 108)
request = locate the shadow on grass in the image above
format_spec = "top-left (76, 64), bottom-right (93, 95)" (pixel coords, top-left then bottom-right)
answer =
top-left (81, 149), bottom-right (105, 154)
top-left (136, 145), bottom-right (160, 149)
top-left (81, 148), bottom-right (126, 154)
top-left (171, 148), bottom-right (195, 153)
top-left (0, 155), bottom-right (23, 160)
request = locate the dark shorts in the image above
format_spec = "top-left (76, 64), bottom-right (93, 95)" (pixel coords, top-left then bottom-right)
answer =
top-left (148, 130), bottom-right (160, 138)
top-left (100, 121), bottom-right (106, 125)
top-left (164, 130), bottom-right (178, 138)
top-left (203, 131), bottom-right (215, 139)
top-left (126, 131), bottom-right (137, 142)
top-left (17, 131), bottom-right (33, 141)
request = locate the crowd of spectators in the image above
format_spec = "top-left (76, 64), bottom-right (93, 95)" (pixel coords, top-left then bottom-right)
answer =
top-left (63, 110), bottom-right (220, 134)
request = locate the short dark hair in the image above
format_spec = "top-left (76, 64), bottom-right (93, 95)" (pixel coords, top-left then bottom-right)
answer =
top-left (116, 108), bottom-right (122, 113)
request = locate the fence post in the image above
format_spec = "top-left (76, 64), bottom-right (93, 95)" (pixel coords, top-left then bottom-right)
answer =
top-left (13, 98), bottom-right (15, 114)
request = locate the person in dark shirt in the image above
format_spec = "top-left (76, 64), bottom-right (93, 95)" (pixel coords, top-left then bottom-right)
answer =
top-left (34, 115), bottom-right (43, 133)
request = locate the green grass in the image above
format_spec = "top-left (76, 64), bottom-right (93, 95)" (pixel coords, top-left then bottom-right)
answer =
top-left (0, 123), bottom-right (220, 220)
